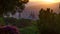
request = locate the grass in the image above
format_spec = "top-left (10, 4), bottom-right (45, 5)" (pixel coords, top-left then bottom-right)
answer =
top-left (19, 26), bottom-right (39, 34)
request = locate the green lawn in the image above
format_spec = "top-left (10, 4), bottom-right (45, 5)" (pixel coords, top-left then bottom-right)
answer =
top-left (19, 26), bottom-right (39, 34)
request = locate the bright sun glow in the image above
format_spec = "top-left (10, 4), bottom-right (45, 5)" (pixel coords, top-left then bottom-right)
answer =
top-left (43, 0), bottom-right (54, 2)
top-left (41, 0), bottom-right (56, 4)
top-left (30, 0), bottom-right (60, 4)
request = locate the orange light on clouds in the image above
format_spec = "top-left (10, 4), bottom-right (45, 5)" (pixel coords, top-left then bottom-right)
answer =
top-left (42, 0), bottom-right (55, 2)
top-left (30, 0), bottom-right (60, 4)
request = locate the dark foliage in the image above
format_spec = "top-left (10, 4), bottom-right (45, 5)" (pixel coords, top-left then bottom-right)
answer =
top-left (0, 26), bottom-right (19, 34)
top-left (38, 8), bottom-right (60, 34)
top-left (0, 0), bottom-right (29, 16)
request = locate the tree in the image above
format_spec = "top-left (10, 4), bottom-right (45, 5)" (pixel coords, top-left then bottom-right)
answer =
top-left (0, 0), bottom-right (29, 25)
top-left (0, 0), bottom-right (29, 17)
top-left (37, 8), bottom-right (59, 34)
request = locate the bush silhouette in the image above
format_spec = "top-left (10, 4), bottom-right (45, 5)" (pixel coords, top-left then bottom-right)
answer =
top-left (38, 8), bottom-right (60, 34)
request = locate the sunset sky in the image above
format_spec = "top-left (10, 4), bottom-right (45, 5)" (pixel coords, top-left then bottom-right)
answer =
top-left (30, 0), bottom-right (60, 2)
top-left (29, 0), bottom-right (60, 4)
top-left (21, 0), bottom-right (60, 19)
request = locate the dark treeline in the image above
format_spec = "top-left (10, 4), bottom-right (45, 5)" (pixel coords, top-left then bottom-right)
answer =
top-left (37, 8), bottom-right (60, 34)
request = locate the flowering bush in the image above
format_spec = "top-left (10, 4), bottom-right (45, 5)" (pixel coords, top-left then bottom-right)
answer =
top-left (0, 25), bottom-right (20, 34)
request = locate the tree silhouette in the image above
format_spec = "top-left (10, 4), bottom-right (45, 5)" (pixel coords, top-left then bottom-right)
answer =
top-left (0, 0), bottom-right (29, 25)
top-left (0, 0), bottom-right (29, 17)
top-left (38, 8), bottom-right (60, 34)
